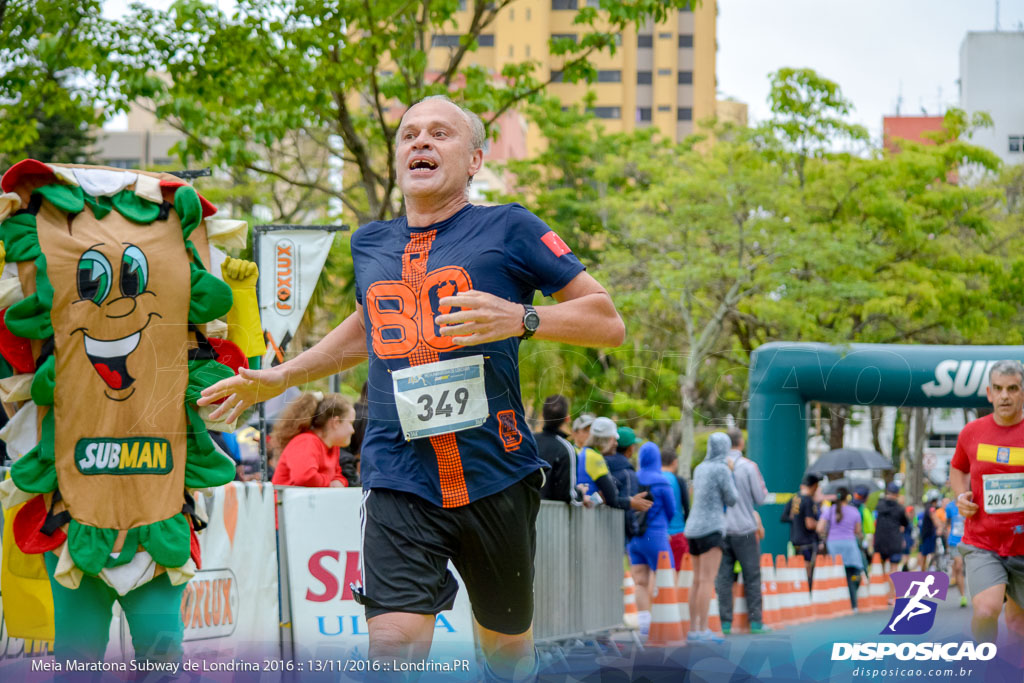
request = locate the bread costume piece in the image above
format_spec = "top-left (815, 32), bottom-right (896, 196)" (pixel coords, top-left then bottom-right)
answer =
top-left (0, 160), bottom-right (252, 590)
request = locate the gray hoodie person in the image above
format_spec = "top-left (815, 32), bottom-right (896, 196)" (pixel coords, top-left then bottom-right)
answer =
top-left (684, 432), bottom-right (739, 539)
top-left (724, 449), bottom-right (768, 535)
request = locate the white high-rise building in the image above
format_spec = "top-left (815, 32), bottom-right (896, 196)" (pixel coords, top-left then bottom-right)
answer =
top-left (959, 31), bottom-right (1024, 165)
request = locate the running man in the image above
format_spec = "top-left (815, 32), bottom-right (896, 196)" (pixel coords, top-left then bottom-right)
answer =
top-left (888, 574), bottom-right (939, 632)
top-left (949, 360), bottom-right (1024, 645)
top-left (199, 95), bottom-right (626, 680)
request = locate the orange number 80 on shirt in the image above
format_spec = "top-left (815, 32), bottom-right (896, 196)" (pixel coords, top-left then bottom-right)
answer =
top-left (365, 266), bottom-right (473, 358)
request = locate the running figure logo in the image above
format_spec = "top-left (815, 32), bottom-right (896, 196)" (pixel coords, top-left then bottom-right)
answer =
top-left (882, 571), bottom-right (950, 635)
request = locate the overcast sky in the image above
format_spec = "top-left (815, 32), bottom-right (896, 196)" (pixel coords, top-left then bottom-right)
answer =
top-left (104, 0), bottom-right (1024, 142)
top-left (718, 0), bottom-right (1024, 141)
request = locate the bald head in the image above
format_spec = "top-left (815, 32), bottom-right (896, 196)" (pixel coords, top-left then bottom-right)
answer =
top-left (398, 96), bottom-right (486, 152)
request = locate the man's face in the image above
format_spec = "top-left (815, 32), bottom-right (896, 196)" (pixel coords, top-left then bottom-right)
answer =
top-left (986, 371), bottom-right (1024, 423)
top-left (572, 427), bottom-right (590, 448)
top-left (395, 100), bottom-right (483, 202)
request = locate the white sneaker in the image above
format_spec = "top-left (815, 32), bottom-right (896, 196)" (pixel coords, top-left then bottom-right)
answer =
top-left (637, 610), bottom-right (651, 635)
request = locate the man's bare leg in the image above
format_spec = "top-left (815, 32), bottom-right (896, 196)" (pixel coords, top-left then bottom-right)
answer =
top-left (970, 583), bottom-right (1005, 643)
top-left (476, 621), bottom-right (536, 681)
top-left (1003, 596), bottom-right (1024, 659)
top-left (631, 564), bottom-right (652, 611)
top-left (368, 612), bottom-right (436, 663)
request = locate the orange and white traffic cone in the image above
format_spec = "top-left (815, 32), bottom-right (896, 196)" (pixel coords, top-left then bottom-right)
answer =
top-left (830, 556), bottom-right (852, 617)
top-left (676, 553), bottom-right (693, 634)
top-left (856, 565), bottom-right (870, 611)
top-left (731, 580), bottom-right (750, 633)
top-left (648, 551), bottom-right (685, 646)
top-left (790, 555), bottom-right (812, 623)
top-left (776, 555), bottom-right (794, 625)
top-left (868, 553), bottom-right (887, 611)
top-left (822, 555), bottom-right (837, 617)
top-left (822, 555), bottom-right (841, 617)
top-left (811, 555), bottom-right (828, 618)
top-left (708, 592), bottom-right (722, 633)
top-left (761, 554), bottom-right (782, 628)
top-left (623, 570), bottom-right (639, 628)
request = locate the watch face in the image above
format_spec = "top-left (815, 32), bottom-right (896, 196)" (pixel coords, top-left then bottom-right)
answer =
top-left (525, 311), bottom-right (541, 331)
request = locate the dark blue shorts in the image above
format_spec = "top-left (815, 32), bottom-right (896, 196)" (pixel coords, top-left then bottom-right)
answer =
top-left (627, 531), bottom-right (674, 569)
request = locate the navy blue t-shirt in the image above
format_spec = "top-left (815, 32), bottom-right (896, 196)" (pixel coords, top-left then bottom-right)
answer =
top-left (352, 203), bottom-right (586, 508)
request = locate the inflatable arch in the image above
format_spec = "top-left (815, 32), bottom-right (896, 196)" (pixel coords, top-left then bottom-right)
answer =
top-left (747, 342), bottom-right (1024, 555)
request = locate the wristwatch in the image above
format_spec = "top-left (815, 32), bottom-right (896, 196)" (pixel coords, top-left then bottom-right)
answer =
top-left (521, 304), bottom-right (540, 340)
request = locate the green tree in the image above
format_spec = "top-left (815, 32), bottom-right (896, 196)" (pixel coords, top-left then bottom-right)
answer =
top-left (739, 107), bottom-right (1008, 351)
top-left (596, 121), bottom-right (807, 472)
top-left (113, 0), bottom-right (697, 225)
top-left (508, 68), bottom-right (1021, 469)
top-left (0, 0), bottom-right (119, 166)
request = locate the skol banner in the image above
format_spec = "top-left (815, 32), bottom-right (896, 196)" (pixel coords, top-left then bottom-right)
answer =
top-left (278, 488), bottom-right (478, 680)
top-left (256, 229), bottom-right (335, 366)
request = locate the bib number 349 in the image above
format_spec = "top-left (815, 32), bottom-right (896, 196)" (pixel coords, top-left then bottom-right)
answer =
top-left (417, 387), bottom-right (470, 421)
top-left (392, 356), bottom-right (488, 440)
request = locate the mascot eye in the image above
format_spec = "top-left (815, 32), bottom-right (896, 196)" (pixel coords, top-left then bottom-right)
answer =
top-left (120, 245), bottom-right (149, 297)
top-left (77, 250), bottom-right (113, 305)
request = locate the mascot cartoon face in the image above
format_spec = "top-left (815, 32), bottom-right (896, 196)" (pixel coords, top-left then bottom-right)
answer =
top-left (76, 243), bottom-right (152, 393)
top-left (41, 201), bottom-right (191, 404)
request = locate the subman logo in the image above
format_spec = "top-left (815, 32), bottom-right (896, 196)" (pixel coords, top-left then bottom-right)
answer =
top-left (883, 571), bottom-right (949, 635)
top-left (75, 438), bottom-right (172, 475)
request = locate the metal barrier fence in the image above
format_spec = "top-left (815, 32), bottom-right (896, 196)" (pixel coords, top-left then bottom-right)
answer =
top-left (533, 501), bottom-right (625, 641)
top-left (0, 469), bottom-right (626, 649)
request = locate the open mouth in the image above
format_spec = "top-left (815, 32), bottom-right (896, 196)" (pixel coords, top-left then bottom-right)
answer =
top-left (72, 313), bottom-right (160, 392)
top-left (84, 330), bottom-right (141, 390)
top-left (409, 158), bottom-right (438, 172)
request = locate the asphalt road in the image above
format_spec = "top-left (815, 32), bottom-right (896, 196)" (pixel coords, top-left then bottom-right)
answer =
top-left (542, 588), bottom-right (1023, 683)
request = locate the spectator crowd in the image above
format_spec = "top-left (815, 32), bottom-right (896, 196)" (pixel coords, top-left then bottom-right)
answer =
top-left (212, 387), bottom-right (968, 642)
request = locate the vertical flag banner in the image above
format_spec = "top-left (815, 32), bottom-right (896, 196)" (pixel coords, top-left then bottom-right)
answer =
top-left (255, 228), bottom-right (339, 366)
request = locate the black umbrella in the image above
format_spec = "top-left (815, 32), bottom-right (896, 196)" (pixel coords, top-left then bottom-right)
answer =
top-left (807, 448), bottom-right (893, 475)
top-left (821, 477), bottom-right (883, 496)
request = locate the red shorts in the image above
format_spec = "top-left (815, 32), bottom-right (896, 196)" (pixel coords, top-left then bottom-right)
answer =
top-left (670, 532), bottom-right (689, 568)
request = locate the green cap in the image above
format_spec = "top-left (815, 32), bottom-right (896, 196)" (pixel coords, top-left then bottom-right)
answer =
top-left (617, 426), bottom-right (636, 448)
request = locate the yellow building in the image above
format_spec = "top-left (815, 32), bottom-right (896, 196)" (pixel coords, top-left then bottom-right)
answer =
top-left (427, 0), bottom-right (717, 146)
top-left (715, 98), bottom-right (749, 127)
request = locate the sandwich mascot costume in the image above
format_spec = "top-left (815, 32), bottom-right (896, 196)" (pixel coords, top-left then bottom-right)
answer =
top-left (0, 160), bottom-right (265, 663)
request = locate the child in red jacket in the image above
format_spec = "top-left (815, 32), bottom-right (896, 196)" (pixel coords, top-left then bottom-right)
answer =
top-left (271, 393), bottom-right (355, 487)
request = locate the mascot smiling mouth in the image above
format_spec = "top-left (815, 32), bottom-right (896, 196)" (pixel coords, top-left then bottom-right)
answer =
top-left (74, 313), bottom-right (160, 394)
top-left (84, 329), bottom-right (141, 390)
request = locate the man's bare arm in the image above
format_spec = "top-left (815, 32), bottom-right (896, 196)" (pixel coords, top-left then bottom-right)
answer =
top-left (271, 305), bottom-right (369, 384)
top-left (950, 466), bottom-right (979, 518)
top-left (434, 271), bottom-right (625, 348)
top-left (949, 466), bottom-right (969, 498)
top-left (198, 305), bottom-right (369, 422)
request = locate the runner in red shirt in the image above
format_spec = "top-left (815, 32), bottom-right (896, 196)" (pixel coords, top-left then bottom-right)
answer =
top-left (950, 360), bottom-right (1024, 644)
